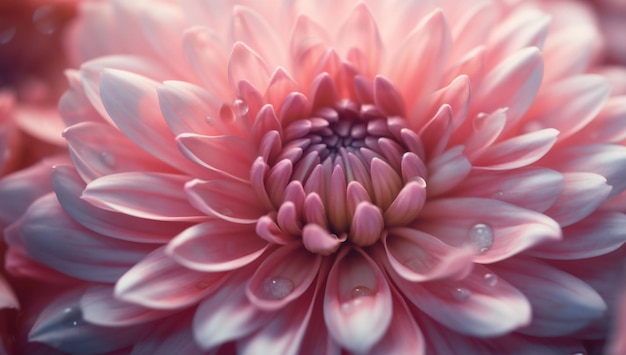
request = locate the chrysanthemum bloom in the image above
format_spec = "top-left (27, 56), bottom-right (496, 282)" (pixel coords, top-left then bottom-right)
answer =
top-left (3, 0), bottom-right (626, 353)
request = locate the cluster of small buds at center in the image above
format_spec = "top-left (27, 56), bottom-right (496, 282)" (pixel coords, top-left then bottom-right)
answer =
top-left (252, 94), bottom-right (429, 255)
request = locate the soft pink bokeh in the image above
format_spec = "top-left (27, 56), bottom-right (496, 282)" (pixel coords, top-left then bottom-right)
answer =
top-left (1, 0), bottom-right (626, 353)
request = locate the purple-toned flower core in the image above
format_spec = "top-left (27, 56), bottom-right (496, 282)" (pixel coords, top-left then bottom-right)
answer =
top-left (254, 74), bottom-right (428, 254)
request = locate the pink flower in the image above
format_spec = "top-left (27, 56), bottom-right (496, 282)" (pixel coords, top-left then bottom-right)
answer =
top-left (3, 0), bottom-right (626, 353)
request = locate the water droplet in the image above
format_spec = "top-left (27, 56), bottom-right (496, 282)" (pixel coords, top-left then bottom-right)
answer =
top-left (196, 281), bottom-right (209, 289)
top-left (221, 208), bottom-right (233, 216)
top-left (469, 223), bottom-right (494, 253)
top-left (351, 286), bottom-right (373, 298)
top-left (491, 191), bottom-right (504, 200)
top-left (32, 6), bottom-right (60, 35)
top-left (452, 287), bottom-right (472, 302)
top-left (263, 277), bottom-right (294, 299)
top-left (232, 98), bottom-right (249, 117)
top-left (99, 151), bottom-right (116, 168)
top-left (205, 116), bottom-right (213, 125)
top-left (484, 273), bottom-right (498, 287)
top-left (0, 25), bottom-right (16, 45)
top-left (61, 307), bottom-right (84, 327)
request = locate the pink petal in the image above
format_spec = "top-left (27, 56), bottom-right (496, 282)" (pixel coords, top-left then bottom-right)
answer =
top-left (64, 121), bottom-right (172, 183)
top-left (80, 285), bottom-right (171, 327)
top-left (157, 80), bottom-right (222, 136)
top-left (324, 247), bottom-right (392, 353)
top-left (14, 105), bottom-right (66, 146)
top-left (82, 172), bottom-right (205, 221)
top-left (426, 146), bottom-right (472, 196)
top-left (337, 4), bottom-right (383, 78)
top-left (231, 5), bottom-right (285, 68)
top-left (474, 47), bottom-right (543, 129)
top-left (0, 275), bottom-right (18, 309)
top-left (302, 224), bottom-right (342, 256)
top-left (544, 144), bottom-right (626, 199)
top-left (392, 264), bottom-right (531, 337)
top-left (388, 9), bottom-right (451, 118)
top-left (176, 133), bottom-right (256, 181)
top-left (454, 167), bottom-right (563, 212)
top-left (523, 75), bottom-right (611, 141)
top-left (472, 128), bottom-right (559, 170)
top-left (246, 243), bottom-right (321, 311)
top-left (417, 197), bottom-right (561, 263)
top-left (59, 69), bottom-right (104, 127)
top-left (185, 178), bottom-right (266, 223)
top-left (29, 288), bottom-right (143, 354)
top-left (384, 178), bottom-right (428, 226)
top-left (264, 68), bottom-right (300, 110)
top-left (367, 285), bottom-right (425, 355)
top-left (464, 108), bottom-right (507, 158)
top-left (167, 220), bottom-right (267, 272)
top-left (182, 26), bottom-right (230, 99)
top-left (53, 165), bottom-right (189, 244)
top-left (530, 211), bottom-right (626, 260)
top-left (98, 68), bottom-right (205, 176)
top-left (383, 227), bottom-right (474, 282)
top-left (193, 267), bottom-right (272, 350)
top-left (19, 194), bottom-right (155, 283)
top-left (420, 105), bottom-right (454, 160)
top-left (582, 96), bottom-right (626, 144)
top-left (487, 7), bottom-right (550, 65)
top-left (427, 74), bottom-right (471, 133)
top-left (80, 55), bottom-right (171, 124)
top-left (0, 155), bottom-right (68, 227)
top-left (543, 25), bottom-right (598, 82)
top-left (495, 257), bottom-right (606, 336)
top-left (228, 42), bottom-right (271, 94)
top-left (544, 172), bottom-right (612, 227)
top-left (239, 263), bottom-right (324, 355)
top-left (450, 2), bottom-right (495, 62)
top-left (350, 202), bottom-right (384, 247)
top-left (115, 247), bottom-right (228, 310)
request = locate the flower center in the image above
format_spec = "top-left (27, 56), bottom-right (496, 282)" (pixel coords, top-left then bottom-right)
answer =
top-left (255, 94), bottom-right (428, 255)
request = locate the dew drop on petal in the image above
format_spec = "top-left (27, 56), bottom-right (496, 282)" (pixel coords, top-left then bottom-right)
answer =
top-left (262, 277), bottom-right (294, 299)
top-left (452, 287), bottom-right (472, 302)
top-left (99, 151), bottom-right (116, 168)
top-left (62, 307), bottom-right (84, 328)
top-left (491, 191), bottom-right (504, 200)
top-left (469, 223), bottom-right (494, 253)
top-left (0, 25), bottom-right (16, 45)
top-left (32, 5), bottom-right (60, 35)
top-left (483, 273), bottom-right (498, 287)
top-left (351, 285), bottom-right (373, 298)
top-left (205, 116), bottom-right (213, 125)
top-left (232, 98), bottom-right (249, 117)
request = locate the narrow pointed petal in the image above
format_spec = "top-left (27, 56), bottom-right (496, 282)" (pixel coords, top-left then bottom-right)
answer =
top-left (473, 128), bottom-right (559, 170)
top-left (324, 248), bottom-right (392, 353)
top-left (193, 267), bottom-right (273, 350)
top-left (544, 172), bottom-right (612, 227)
top-left (393, 264), bottom-right (531, 337)
top-left (99, 68), bottom-right (203, 176)
top-left (426, 146), bottom-right (472, 196)
top-left (29, 289), bottom-right (143, 354)
top-left (384, 178), bottom-right (427, 226)
top-left (82, 172), bottom-right (205, 221)
top-left (0, 276), bottom-right (18, 309)
top-left (81, 285), bottom-right (170, 327)
top-left (530, 211), bottom-right (626, 260)
top-left (176, 133), bottom-right (256, 181)
top-left (455, 167), bottom-right (563, 212)
top-left (185, 178), bottom-right (265, 224)
top-left (367, 286), bottom-right (425, 355)
top-left (53, 165), bottom-right (189, 243)
top-left (474, 47), bottom-right (543, 128)
top-left (182, 26), bottom-right (230, 99)
top-left (231, 6), bottom-right (286, 68)
top-left (384, 228), bottom-right (474, 282)
top-left (228, 42), bottom-right (271, 93)
top-left (419, 104), bottom-right (453, 159)
top-left (20, 194), bottom-right (155, 283)
top-left (417, 198), bottom-right (561, 263)
top-left (246, 244), bottom-right (321, 310)
top-left (337, 3), bottom-right (383, 77)
top-left (64, 122), bottom-right (170, 183)
top-left (544, 144), bottom-right (626, 199)
top-left (167, 221), bottom-right (267, 272)
top-left (496, 258), bottom-right (606, 336)
top-left (115, 247), bottom-right (228, 310)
